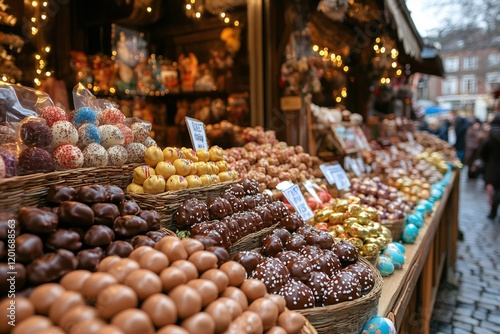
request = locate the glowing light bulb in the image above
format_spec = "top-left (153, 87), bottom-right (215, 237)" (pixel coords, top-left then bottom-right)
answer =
top-left (381, 78), bottom-right (386, 83)
top-left (31, 27), bottom-right (38, 35)
top-left (224, 17), bottom-right (230, 23)
top-left (313, 45), bottom-right (319, 52)
top-left (386, 78), bottom-right (391, 83)
top-left (45, 46), bottom-right (51, 52)
top-left (31, 17), bottom-right (36, 22)
top-left (380, 47), bottom-right (386, 53)
top-left (220, 12), bottom-right (226, 18)
top-left (343, 66), bottom-right (349, 72)
top-left (45, 71), bottom-right (51, 77)
top-left (396, 69), bottom-right (402, 76)
top-left (392, 62), bottom-right (397, 68)
top-left (35, 54), bottom-right (41, 60)
top-left (186, 4), bottom-right (192, 10)
top-left (336, 97), bottom-right (342, 103)
top-left (146, 6), bottom-right (152, 12)
top-left (195, 12), bottom-right (201, 18)
top-left (42, 1), bottom-right (47, 6)
top-left (41, 14), bottom-right (47, 20)
top-left (234, 21), bottom-right (239, 26)
top-left (32, 1), bottom-right (38, 7)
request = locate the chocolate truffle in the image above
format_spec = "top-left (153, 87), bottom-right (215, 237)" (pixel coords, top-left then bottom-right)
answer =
top-left (92, 203), bottom-right (120, 227)
top-left (0, 263), bottom-right (26, 295)
top-left (47, 185), bottom-right (77, 204)
top-left (220, 217), bottom-right (242, 242)
top-left (106, 241), bottom-right (134, 258)
top-left (207, 197), bottom-right (233, 220)
top-left (286, 255), bottom-right (313, 282)
top-left (131, 235), bottom-right (155, 248)
top-left (345, 262), bottom-right (375, 293)
top-left (311, 250), bottom-right (342, 276)
top-left (46, 229), bottom-right (82, 252)
top-left (84, 225), bottom-right (115, 247)
top-left (175, 198), bottom-right (210, 229)
top-left (137, 210), bottom-right (161, 231)
top-left (27, 249), bottom-right (77, 285)
top-left (241, 179), bottom-right (260, 195)
top-left (267, 203), bottom-right (284, 224)
top-left (119, 199), bottom-right (141, 216)
top-left (254, 206), bottom-right (274, 228)
top-left (306, 272), bottom-right (331, 306)
top-left (233, 251), bottom-right (264, 276)
top-left (146, 230), bottom-right (170, 243)
top-left (18, 207), bottom-right (58, 234)
top-left (332, 240), bottom-right (359, 267)
top-left (224, 183), bottom-right (245, 198)
top-left (278, 279), bottom-right (315, 310)
top-left (299, 245), bottom-right (323, 262)
top-left (272, 228), bottom-right (291, 245)
top-left (58, 201), bottom-right (95, 229)
top-left (18, 147), bottom-right (54, 175)
top-left (241, 196), bottom-right (258, 211)
top-left (76, 247), bottom-right (104, 272)
top-left (77, 184), bottom-right (107, 203)
top-left (250, 258), bottom-right (290, 293)
top-left (324, 271), bottom-right (362, 305)
top-left (284, 233), bottom-right (307, 253)
top-left (220, 193), bottom-right (244, 213)
top-left (15, 234), bottom-right (44, 263)
top-left (20, 118), bottom-right (52, 147)
top-left (261, 235), bottom-right (283, 257)
top-left (114, 215), bottom-right (148, 237)
top-left (105, 185), bottom-right (125, 203)
top-left (279, 213), bottom-right (304, 232)
top-left (0, 213), bottom-right (20, 238)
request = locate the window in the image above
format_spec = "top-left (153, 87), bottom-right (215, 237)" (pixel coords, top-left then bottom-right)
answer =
top-left (461, 75), bottom-right (476, 94)
top-left (442, 76), bottom-right (458, 95)
top-left (444, 57), bottom-right (459, 72)
top-left (488, 53), bottom-right (500, 67)
top-left (463, 56), bottom-right (477, 70)
top-left (486, 72), bottom-right (500, 92)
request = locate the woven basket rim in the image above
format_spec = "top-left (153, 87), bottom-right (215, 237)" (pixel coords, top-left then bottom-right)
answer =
top-left (295, 257), bottom-right (383, 315)
top-left (126, 180), bottom-right (238, 199)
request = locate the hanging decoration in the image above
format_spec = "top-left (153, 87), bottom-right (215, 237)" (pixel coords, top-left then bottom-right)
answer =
top-left (28, 1), bottom-right (52, 87)
top-left (347, 0), bottom-right (374, 22)
top-left (371, 36), bottom-right (401, 84)
top-left (0, 0), bottom-right (16, 26)
top-left (317, 0), bottom-right (349, 22)
top-left (0, 1), bottom-right (23, 83)
top-left (184, 0), bottom-right (241, 26)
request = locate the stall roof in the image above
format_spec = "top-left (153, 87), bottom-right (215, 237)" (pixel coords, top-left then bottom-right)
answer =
top-left (384, 0), bottom-right (444, 77)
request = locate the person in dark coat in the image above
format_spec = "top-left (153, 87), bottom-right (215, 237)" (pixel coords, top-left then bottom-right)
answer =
top-left (480, 114), bottom-right (500, 219)
top-left (453, 112), bottom-right (471, 162)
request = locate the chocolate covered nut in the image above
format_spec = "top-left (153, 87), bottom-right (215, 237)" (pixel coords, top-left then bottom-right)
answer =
top-left (0, 263), bottom-right (26, 295)
top-left (0, 213), bottom-right (20, 238)
top-left (175, 198), bottom-right (209, 229)
top-left (27, 249), bottom-right (77, 285)
top-left (105, 185), bottom-right (125, 203)
top-left (77, 184), bottom-right (107, 203)
top-left (146, 230), bottom-right (169, 243)
top-left (207, 197), bottom-right (233, 220)
top-left (18, 207), bottom-right (58, 234)
top-left (92, 203), bottom-right (120, 227)
top-left (131, 235), bottom-right (155, 248)
top-left (272, 228), bottom-right (291, 245)
top-left (206, 246), bottom-right (229, 267)
top-left (241, 179), bottom-right (260, 195)
top-left (261, 235), bottom-right (283, 257)
top-left (106, 241), bottom-right (133, 258)
top-left (46, 229), bottom-right (82, 251)
top-left (84, 225), bottom-right (115, 247)
top-left (15, 234), bottom-right (44, 263)
top-left (119, 199), bottom-right (141, 216)
top-left (233, 251), bottom-right (264, 276)
top-left (279, 213), bottom-right (304, 232)
top-left (76, 247), bottom-right (104, 272)
top-left (114, 215), bottom-right (148, 237)
top-left (47, 185), bottom-right (77, 204)
top-left (58, 201), bottom-right (94, 228)
top-left (137, 210), bottom-right (161, 231)
top-left (251, 258), bottom-right (290, 293)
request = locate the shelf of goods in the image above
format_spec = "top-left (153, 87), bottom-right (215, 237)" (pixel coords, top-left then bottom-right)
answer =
top-left (378, 170), bottom-right (459, 334)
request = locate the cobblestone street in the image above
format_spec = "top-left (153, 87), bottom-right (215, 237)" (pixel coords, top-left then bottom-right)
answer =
top-left (430, 170), bottom-right (500, 334)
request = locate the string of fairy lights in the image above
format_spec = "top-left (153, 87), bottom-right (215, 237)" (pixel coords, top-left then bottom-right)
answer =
top-left (185, 0), bottom-right (240, 27)
top-left (29, 0), bottom-right (52, 87)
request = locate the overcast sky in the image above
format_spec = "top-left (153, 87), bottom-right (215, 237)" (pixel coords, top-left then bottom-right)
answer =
top-left (406, 0), bottom-right (439, 37)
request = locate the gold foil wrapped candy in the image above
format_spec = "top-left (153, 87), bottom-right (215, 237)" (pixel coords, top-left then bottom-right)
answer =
top-left (377, 236), bottom-right (390, 249)
top-left (346, 196), bottom-right (361, 204)
top-left (347, 203), bottom-right (362, 216)
top-left (357, 211), bottom-right (371, 225)
top-left (380, 226), bottom-right (393, 240)
top-left (328, 212), bottom-right (345, 225)
top-left (335, 199), bottom-right (349, 212)
top-left (348, 237), bottom-right (364, 249)
top-left (329, 225), bottom-right (345, 235)
top-left (365, 207), bottom-right (380, 221)
top-left (347, 223), bottom-right (370, 239)
top-left (315, 209), bottom-right (333, 222)
top-left (361, 243), bottom-right (380, 257)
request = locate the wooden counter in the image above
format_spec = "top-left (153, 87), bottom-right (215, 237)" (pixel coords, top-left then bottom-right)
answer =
top-left (378, 170), bottom-right (460, 334)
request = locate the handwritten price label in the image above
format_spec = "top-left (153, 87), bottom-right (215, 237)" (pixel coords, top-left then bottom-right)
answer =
top-left (282, 184), bottom-right (315, 221)
top-left (320, 164), bottom-right (351, 190)
top-left (185, 117), bottom-right (209, 151)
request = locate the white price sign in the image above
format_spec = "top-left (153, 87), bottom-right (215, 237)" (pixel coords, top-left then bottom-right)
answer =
top-left (320, 164), bottom-right (351, 190)
top-left (302, 180), bottom-right (322, 203)
top-left (282, 184), bottom-right (315, 221)
top-left (185, 117), bottom-right (209, 151)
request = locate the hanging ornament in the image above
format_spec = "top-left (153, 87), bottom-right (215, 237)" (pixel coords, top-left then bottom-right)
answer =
top-left (317, 0), bottom-right (349, 22)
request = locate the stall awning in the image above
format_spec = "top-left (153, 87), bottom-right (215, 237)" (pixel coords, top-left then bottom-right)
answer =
top-left (384, 0), bottom-right (444, 77)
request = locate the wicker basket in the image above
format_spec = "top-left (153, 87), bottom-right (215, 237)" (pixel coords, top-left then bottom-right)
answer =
top-left (381, 218), bottom-right (405, 242)
top-left (127, 180), bottom-right (237, 230)
top-left (295, 257), bottom-right (383, 334)
top-left (0, 164), bottom-right (138, 213)
top-left (227, 223), bottom-right (279, 257)
top-left (301, 320), bottom-right (318, 334)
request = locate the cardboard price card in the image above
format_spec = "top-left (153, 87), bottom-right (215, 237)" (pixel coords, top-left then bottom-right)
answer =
top-left (282, 184), bottom-right (315, 221)
top-left (320, 163), bottom-right (351, 190)
top-left (185, 117), bottom-right (209, 151)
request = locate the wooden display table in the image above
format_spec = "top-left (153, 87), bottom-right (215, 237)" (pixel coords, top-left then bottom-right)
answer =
top-left (378, 170), bottom-right (460, 334)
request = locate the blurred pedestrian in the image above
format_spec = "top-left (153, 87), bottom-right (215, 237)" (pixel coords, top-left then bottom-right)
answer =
top-left (464, 119), bottom-right (483, 178)
top-left (480, 114), bottom-right (500, 220)
top-left (451, 111), bottom-right (471, 162)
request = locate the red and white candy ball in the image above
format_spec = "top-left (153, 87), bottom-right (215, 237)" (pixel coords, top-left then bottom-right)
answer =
top-left (99, 125), bottom-right (125, 149)
top-left (107, 145), bottom-right (128, 166)
top-left (101, 107), bottom-right (126, 125)
top-left (52, 121), bottom-right (79, 147)
top-left (53, 144), bottom-right (84, 169)
top-left (115, 124), bottom-right (133, 146)
top-left (82, 143), bottom-right (108, 167)
top-left (40, 106), bottom-right (68, 127)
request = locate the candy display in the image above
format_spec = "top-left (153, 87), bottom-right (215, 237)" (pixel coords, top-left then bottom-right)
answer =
top-left (126, 146), bottom-right (238, 194)
top-left (4, 234), bottom-right (309, 334)
top-left (0, 184), bottom-right (166, 294)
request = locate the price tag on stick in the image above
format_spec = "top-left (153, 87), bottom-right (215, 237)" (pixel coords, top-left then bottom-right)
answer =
top-left (282, 184), bottom-right (315, 221)
top-left (320, 164), bottom-right (351, 190)
top-left (185, 117), bottom-right (209, 151)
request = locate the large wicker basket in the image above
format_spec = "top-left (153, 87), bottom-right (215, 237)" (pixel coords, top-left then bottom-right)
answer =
top-left (301, 320), bottom-right (318, 334)
top-left (295, 257), bottom-right (383, 334)
top-left (127, 180), bottom-right (237, 230)
top-left (228, 223), bottom-right (279, 257)
top-left (0, 164), bottom-right (138, 213)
